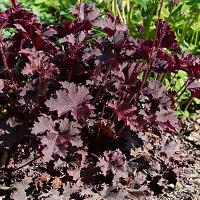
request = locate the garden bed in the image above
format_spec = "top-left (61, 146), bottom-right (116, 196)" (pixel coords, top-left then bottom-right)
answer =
top-left (156, 115), bottom-right (200, 200)
top-left (0, 1), bottom-right (200, 199)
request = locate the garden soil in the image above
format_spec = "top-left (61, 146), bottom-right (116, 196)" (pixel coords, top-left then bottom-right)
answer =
top-left (156, 112), bottom-right (200, 200)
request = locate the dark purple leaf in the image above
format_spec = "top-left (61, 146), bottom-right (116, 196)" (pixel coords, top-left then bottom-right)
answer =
top-left (97, 149), bottom-right (127, 176)
top-left (187, 81), bottom-right (200, 99)
top-left (45, 82), bottom-right (92, 119)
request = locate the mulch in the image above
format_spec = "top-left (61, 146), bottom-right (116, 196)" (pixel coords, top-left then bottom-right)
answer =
top-left (156, 112), bottom-right (200, 200)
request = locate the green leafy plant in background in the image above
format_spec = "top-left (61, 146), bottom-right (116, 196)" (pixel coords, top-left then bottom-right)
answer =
top-left (82, 0), bottom-right (200, 53)
top-left (86, 0), bottom-right (200, 119)
top-left (20, 0), bottom-right (78, 22)
top-left (2, 0), bottom-right (199, 51)
top-left (168, 0), bottom-right (200, 54)
top-left (1, 0), bottom-right (77, 23)
top-left (96, 0), bottom-right (200, 119)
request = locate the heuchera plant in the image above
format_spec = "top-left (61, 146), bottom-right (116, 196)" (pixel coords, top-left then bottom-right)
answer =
top-left (0, 1), bottom-right (200, 199)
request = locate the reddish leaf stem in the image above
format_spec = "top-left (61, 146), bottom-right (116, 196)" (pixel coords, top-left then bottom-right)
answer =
top-left (0, 33), bottom-right (10, 77)
top-left (138, 0), bottom-right (164, 93)
top-left (166, 73), bottom-right (177, 90)
top-left (175, 80), bottom-right (191, 102)
top-left (92, 61), bottom-right (115, 105)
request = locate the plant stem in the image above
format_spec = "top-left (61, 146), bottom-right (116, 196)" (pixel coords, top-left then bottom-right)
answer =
top-left (179, 17), bottom-right (191, 44)
top-left (13, 155), bottom-right (43, 172)
top-left (195, 30), bottom-right (199, 46)
top-left (166, 73), bottom-right (176, 90)
top-left (112, 0), bottom-right (116, 16)
top-left (0, 33), bottom-right (9, 78)
top-left (184, 96), bottom-right (193, 111)
top-left (175, 80), bottom-right (191, 102)
top-left (100, 102), bottom-right (106, 119)
top-left (175, 79), bottom-right (189, 97)
top-left (116, 0), bottom-right (124, 23)
top-left (160, 72), bottom-right (168, 83)
top-left (109, 115), bottom-right (117, 127)
top-left (142, 68), bottom-right (151, 86)
top-left (153, 0), bottom-right (164, 45)
top-left (92, 61), bottom-right (115, 105)
top-left (77, 0), bottom-right (82, 22)
top-left (122, 1), bottom-right (127, 24)
top-left (119, 123), bottom-right (126, 134)
top-left (139, 0), bottom-right (164, 92)
top-left (143, 1), bottom-right (158, 40)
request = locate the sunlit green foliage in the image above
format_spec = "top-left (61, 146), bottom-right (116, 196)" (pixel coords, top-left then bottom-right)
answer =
top-left (89, 0), bottom-right (200, 54)
top-left (4, 0), bottom-right (197, 54)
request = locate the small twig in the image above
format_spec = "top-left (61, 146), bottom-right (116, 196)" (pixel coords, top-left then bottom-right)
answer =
top-left (91, 153), bottom-right (98, 159)
top-left (184, 96), bottom-right (193, 111)
top-left (12, 155), bottom-right (43, 172)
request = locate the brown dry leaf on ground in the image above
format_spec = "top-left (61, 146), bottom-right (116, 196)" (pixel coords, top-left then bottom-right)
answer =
top-left (52, 177), bottom-right (62, 189)
top-left (39, 173), bottom-right (51, 182)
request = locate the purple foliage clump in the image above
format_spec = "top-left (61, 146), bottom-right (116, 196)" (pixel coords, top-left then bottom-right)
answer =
top-left (0, 1), bottom-right (199, 199)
